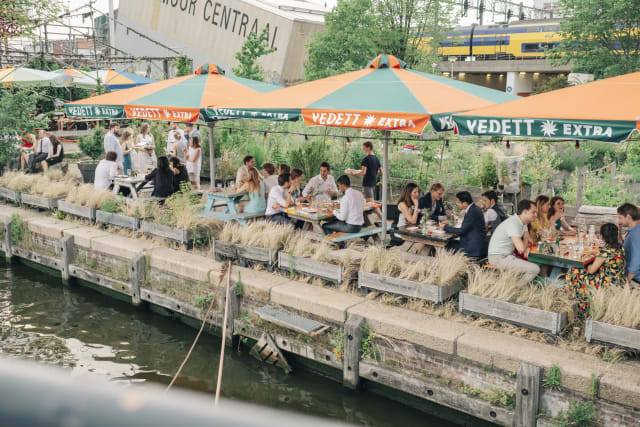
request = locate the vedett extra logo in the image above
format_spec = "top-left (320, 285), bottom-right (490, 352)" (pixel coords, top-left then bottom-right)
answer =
top-left (302, 110), bottom-right (430, 134)
top-left (125, 106), bottom-right (198, 122)
top-left (464, 118), bottom-right (614, 138)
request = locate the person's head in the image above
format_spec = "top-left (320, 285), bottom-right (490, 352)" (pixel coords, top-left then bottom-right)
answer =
top-left (169, 157), bottom-right (182, 168)
top-left (262, 162), bottom-right (275, 177)
top-left (248, 167), bottom-right (261, 189)
top-left (535, 195), bottom-right (550, 218)
top-left (290, 168), bottom-right (303, 185)
top-left (120, 128), bottom-right (133, 143)
top-left (173, 129), bottom-right (182, 141)
top-left (548, 196), bottom-right (565, 219)
top-left (319, 162), bottom-right (331, 179)
top-left (140, 123), bottom-right (150, 135)
top-left (455, 191), bottom-right (473, 210)
top-left (185, 123), bottom-right (194, 131)
top-left (362, 141), bottom-right (373, 154)
top-left (279, 163), bottom-right (290, 175)
top-left (337, 175), bottom-right (350, 192)
top-left (105, 151), bottom-right (118, 162)
top-left (157, 156), bottom-right (170, 173)
top-left (48, 134), bottom-right (59, 147)
top-left (243, 156), bottom-right (255, 168)
top-left (481, 190), bottom-right (498, 209)
top-left (398, 182), bottom-right (419, 207)
top-left (600, 223), bottom-right (621, 249)
top-left (430, 183), bottom-right (445, 201)
top-left (169, 122), bottom-right (178, 130)
top-left (37, 129), bottom-right (47, 139)
top-left (109, 122), bottom-right (120, 135)
top-left (190, 135), bottom-right (201, 148)
top-left (617, 203), bottom-right (640, 227)
top-left (278, 173), bottom-right (290, 188)
top-left (517, 199), bottom-right (537, 225)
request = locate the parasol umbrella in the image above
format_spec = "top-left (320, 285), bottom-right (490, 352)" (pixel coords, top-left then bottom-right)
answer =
top-left (0, 66), bottom-right (72, 87)
top-left (53, 67), bottom-right (100, 90)
top-left (203, 54), bottom-right (517, 240)
top-left (95, 68), bottom-right (156, 91)
top-left (453, 71), bottom-right (640, 143)
top-left (65, 63), bottom-right (280, 181)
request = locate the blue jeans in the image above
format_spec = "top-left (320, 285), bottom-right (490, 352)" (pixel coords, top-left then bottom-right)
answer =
top-left (266, 212), bottom-right (294, 226)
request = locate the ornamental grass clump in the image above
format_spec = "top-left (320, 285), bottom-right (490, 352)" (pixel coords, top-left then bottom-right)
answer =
top-left (218, 221), bottom-right (294, 249)
top-left (590, 286), bottom-right (640, 329)
top-left (66, 184), bottom-right (117, 208)
top-left (0, 171), bottom-right (75, 198)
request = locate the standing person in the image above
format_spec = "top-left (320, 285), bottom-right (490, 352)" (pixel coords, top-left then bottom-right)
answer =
top-left (135, 122), bottom-right (156, 173)
top-left (166, 122), bottom-right (184, 152)
top-left (530, 195), bottom-right (551, 242)
top-left (548, 196), bottom-right (576, 235)
top-left (265, 173), bottom-right (294, 225)
top-left (418, 183), bottom-right (447, 222)
top-left (167, 129), bottom-right (187, 164)
top-left (617, 203), bottom-right (640, 285)
top-left (303, 162), bottom-right (338, 200)
top-left (103, 122), bottom-right (123, 170)
top-left (185, 135), bottom-right (202, 190)
top-left (120, 128), bottom-right (134, 175)
top-left (441, 191), bottom-right (486, 258)
top-left (236, 156), bottom-right (255, 186)
top-left (481, 190), bottom-right (507, 235)
top-left (94, 151), bottom-right (119, 190)
top-left (262, 162), bottom-right (278, 199)
top-left (184, 123), bottom-right (201, 144)
top-left (237, 167), bottom-right (266, 215)
top-left (26, 129), bottom-right (53, 173)
top-left (487, 199), bottom-right (540, 283)
top-left (169, 157), bottom-right (189, 193)
top-left (41, 134), bottom-right (64, 174)
top-left (349, 141), bottom-right (380, 202)
top-left (145, 156), bottom-right (175, 198)
top-left (322, 175), bottom-right (364, 235)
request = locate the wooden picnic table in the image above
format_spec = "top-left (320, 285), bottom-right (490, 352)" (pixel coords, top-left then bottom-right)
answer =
top-left (200, 189), bottom-right (250, 222)
top-left (528, 236), bottom-right (597, 270)
top-left (284, 202), bottom-right (381, 234)
top-left (394, 225), bottom-right (458, 251)
top-left (112, 176), bottom-right (152, 199)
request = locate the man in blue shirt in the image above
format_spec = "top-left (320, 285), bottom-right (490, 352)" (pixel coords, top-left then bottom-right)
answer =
top-left (617, 203), bottom-right (640, 285)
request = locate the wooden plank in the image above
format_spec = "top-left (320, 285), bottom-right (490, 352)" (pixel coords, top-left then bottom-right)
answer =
top-left (236, 244), bottom-right (274, 264)
top-left (139, 288), bottom-right (220, 326)
top-left (21, 194), bottom-right (61, 210)
top-left (516, 362), bottom-right (542, 427)
top-left (13, 246), bottom-right (61, 271)
top-left (0, 187), bottom-right (21, 203)
top-left (343, 314), bottom-right (365, 390)
top-left (130, 254), bottom-right (146, 307)
top-left (58, 200), bottom-right (96, 222)
top-left (255, 305), bottom-right (325, 335)
top-left (95, 210), bottom-right (141, 230)
top-left (212, 239), bottom-right (237, 258)
top-left (278, 252), bottom-right (343, 283)
top-left (4, 222), bottom-right (13, 262)
top-left (585, 319), bottom-right (640, 352)
top-left (60, 235), bottom-right (74, 284)
top-left (359, 271), bottom-right (463, 304)
top-left (459, 293), bottom-right (568, 335)
top-left (68, 264), bottom-right (132, 296)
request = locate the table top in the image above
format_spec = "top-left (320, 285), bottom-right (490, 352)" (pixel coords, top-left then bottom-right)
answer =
top-left (207, 190), bottom-right (247, 199)
top-left (112, 176), bottom-right (146, 184)
top-left (285, 202), bottom-right (381, 221)
top-left (529, 236), bottom-right (600, 268)
top-left (395, 225), bottom-right (457, 243)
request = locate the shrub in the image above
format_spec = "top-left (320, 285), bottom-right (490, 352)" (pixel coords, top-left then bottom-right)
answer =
top-left (78, 127), bottom-right (105, 160)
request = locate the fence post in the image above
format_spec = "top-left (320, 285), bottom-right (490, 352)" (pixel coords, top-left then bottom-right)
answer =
top-left (60, 235), bottom-right (74, 285)
top-left (130, 254), bottom-right (146, 307)
top-left (515, 362), bottom-right (542, 427)
top-left (4, 221), bottom-right (13, 263)
top-left (343, 314), bottom-right (365, 390)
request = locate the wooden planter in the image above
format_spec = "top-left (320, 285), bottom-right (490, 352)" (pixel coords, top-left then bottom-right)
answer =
top-left (0, 187), bottom-right (21, 203)
top-left (58, 200), bottom-right (96, 222)
top-left (141, 221), bottom-right (209, 246)
top-left (459, 292), bottom-right (569, 335)
top-left (212, 239), bottom-right (237, 259)
top-left (358, 271), bottom-right (462, 304)
top-left (235, 244), bottom-right (275, 266)
top-left (21, 194), bottom-right (62, 210)
top-left (585, 319), bottom-right (640, 352)
top-left (96, 210), bottom-right (141, 230)
top-left (278, 252), bottom-right (343, 284)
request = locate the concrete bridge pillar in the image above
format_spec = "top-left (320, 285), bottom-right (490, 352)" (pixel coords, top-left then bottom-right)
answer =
top-left (506, 71), bottom-right (534, 96)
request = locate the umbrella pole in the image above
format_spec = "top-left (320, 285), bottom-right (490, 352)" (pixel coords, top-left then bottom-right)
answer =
top-left (209, 122), bottom-right (216, 187)
top-left (381, 130), bottom-right (389, 244)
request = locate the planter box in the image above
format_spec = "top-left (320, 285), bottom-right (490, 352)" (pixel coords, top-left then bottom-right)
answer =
top-left (141, 221), bottom-right (209, 245)
top-left (21, 193), bottom-right (62, 210)
top-left (236, 244), bottom-right (275, 265)
top-left (212, 239), bottom-right (237, 259)
top-left (459, 292), bottom-right (569, 335)
top-left (0, 187), bottom-right (21, 203)
top-left (358, 271), bottom-right (462, 304)
top-left (58, 200), bottom-right (96, 221)
top-left (585, 319), bottom-right (640, 352)
top-left (279, 252), bottom-right (343, 284)
top-left (96, 210), bottom-right (141, 230)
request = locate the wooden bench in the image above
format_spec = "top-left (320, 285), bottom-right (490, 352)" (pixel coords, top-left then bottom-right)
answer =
top-left (325, 226), bottom-right (383, 244)
top-left (211, 211), bottom-right (264, 223)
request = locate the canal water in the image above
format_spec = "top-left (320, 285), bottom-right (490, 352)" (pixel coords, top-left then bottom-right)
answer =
top-left (0, 262), bottom-right (462, 426)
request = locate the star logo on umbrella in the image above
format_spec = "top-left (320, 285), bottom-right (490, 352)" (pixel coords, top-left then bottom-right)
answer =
top-left (163, 109), bottom-right (170, 119)
top-left (363, 115), bottom-right (376, 127)
top-left (540, 120), bottom-right (558, 137)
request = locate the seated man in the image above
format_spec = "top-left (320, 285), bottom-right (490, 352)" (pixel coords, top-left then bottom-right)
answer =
top-left (289, 168), bottom-right (306, 202)
top-left (481, 190), bottom-right (508, 235)
top-left (262, 162), bottom-right (278, 199)
top-left (322, 175), bottom-right (364, 235)
top-left (441, 191), bottom-right (486, 258)
top-left (94, 151), bottom-right (119, 190)
top-left (418, 182), bottom-right (446, 222)
top-left (236, 156), bottom-right (254, 187)
top-left (26, 129), bottom-right (52, 173)
top-left (487, 199), bottom-right (540, 283)
top-left (265, 173), bottom-right (294, 226)
top-left (617, 203), bottom-right (640, 286)
top-left (303, 162), bottom-right (338, 201)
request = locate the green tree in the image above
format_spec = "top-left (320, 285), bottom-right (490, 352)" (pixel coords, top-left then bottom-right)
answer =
top-left (0, 90), bottom-right (48, 166)
top-left (173, 57), bottom-right (192, 77)
top-left (304, 0), bottom-right (380, 81)
top-left (550, 0), bottom-right (640, 78)
top-left (232, 28), bottom-right (275, 81)
top-left (0, 0), bottom-right (63, 39)
top-left (534, 74), bottom-right (570, 94)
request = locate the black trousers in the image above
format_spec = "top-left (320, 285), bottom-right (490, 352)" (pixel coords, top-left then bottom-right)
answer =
top-left (27, 153), bottom-right (47, 170)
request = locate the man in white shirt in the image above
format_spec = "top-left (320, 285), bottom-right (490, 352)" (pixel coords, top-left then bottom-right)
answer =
top-left (322, 175), bottom-right (364, 235)
top-left (26, 129), bottom-right (53, 173)
top-left (166, 122), bottom-right (184, 147)
top-left (94, 151), bottom-right (119, 190)
top-left (167, 129), bottom-right (187, 164)
top-left (303, 162), bottom-right (338, 200)
top-left (265, 173), bottom-right (294, 226)
top-left (103, 122), bottom-right (123, 169)
top-left (262, 162), bottom-right (278, 199)
top-left (236, 156), bottom-right (255, 186)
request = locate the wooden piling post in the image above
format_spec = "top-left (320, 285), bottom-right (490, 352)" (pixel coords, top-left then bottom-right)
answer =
top-left (60, 235), bottom-right (74, 285)
top-left (226, 284), bottom-right (240, 347)
top-left (130, 254), bottom-right (146, 307)
top-left (343, 314), bottom-right (365, 390)
top-left (515, 362), bottom-right (542, 427)
top-left (4, 221), bottom-right (13, 263)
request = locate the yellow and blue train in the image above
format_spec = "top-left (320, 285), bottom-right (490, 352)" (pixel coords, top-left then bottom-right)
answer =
top-left (424, 19), bottom-right (563, 60)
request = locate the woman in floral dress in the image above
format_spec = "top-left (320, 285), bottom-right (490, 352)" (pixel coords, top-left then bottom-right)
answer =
top-left (565, 223), bottom-right (626, 314)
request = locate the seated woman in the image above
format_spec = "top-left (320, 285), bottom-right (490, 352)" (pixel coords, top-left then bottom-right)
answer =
top-left (549, 196), bottom-right (576, 235)
top-left (41, 135), bottom-right (64, 173)
top-left (145, 156), bottom-right (175, 198)
top-left (169, 157), bottom-right (189, 193)
top-left (565, 223), bottom-right (626, 315)
top-left (237, 167), bottom-right (266, 215)
top-left (391, 183), bottom-right (423, 252)
top-left (529, 195), bottom-right (551, 242)
top-left (19, 131), bottom-right (35, 171)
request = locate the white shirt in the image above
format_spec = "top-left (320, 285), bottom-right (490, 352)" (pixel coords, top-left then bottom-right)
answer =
top-left (36, 137), bottom-right (53, 155)
top-left (103, 132), bottom-right (123, 165)
top-left (94, 159), bottom-right (118, 190)
top-left (167, 128), bottom-right (184, 145)
top-left (266, 185), bottom-right (288, 216)
top-left (484, 207), bottom-right (498, 224)
top-left (333, 187), bottom-right (364, 226)
top-left (263, 175), bottom-right (278, 198)
top-left (236, 165), bottom-right (249, 186)
top-left (302, 174), bottom-right (338, 197)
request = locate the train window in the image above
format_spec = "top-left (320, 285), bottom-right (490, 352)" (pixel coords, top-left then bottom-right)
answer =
top-left (522, 43), bottom-right (541, 52)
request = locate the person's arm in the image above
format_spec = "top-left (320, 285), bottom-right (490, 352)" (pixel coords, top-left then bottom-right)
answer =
top-left (351, 158), bottom-right (367, 176)
top-left (271, 189), bottom-right (287, 210)
top-left (334, 195), bottom-right (348, 221)
top-left (586, 256), bottom-right (606, 275)
top-left (145, 169), bottom-right (157, 181)
top-left (109, 163), bottom-right (117, 180)
top-left (511, 236), bottom-right (527, 254)
top-left (193, 148), bottom-right (200, 162)
top-left (627, 237), bottom-right (640, 282)
top-left (302, 178), bottom-right (313, 197)
top-left (560, 218), bottom-right (576, 235)
top-left (398, 202), bottom-right (418, 226)
top-left (237, 182), bottom-right (249, 193)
